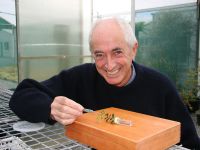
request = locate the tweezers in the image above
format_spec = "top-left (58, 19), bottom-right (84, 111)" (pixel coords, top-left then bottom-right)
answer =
top-left (83, 108), bottom-right (94, 113)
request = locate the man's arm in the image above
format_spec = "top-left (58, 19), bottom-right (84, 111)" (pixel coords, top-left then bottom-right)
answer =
top-left (9, 78), bottom-right (84, 125)
top-left (9, 79), bottom-right (57, 124)
top-left (165, 85), bottom-right (200, 149)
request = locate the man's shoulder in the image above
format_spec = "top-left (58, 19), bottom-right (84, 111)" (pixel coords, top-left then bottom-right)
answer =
top-left (59, 63), bottom-right (97, 79)
top-left (134, 62), bottom-right (173, 85)
top-left (63, 63), bottom-right (95, 73)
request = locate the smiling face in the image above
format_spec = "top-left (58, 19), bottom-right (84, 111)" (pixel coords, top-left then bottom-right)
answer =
top-left (90, 19), bottom-right (138, 87)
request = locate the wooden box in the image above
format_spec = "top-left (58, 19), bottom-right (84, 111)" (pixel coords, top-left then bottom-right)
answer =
top-left (65, 107), bottom-right (180, 150)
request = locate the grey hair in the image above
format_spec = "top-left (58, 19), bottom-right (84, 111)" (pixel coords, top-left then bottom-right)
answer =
top-left (89, 17), bottom-right (137, 51)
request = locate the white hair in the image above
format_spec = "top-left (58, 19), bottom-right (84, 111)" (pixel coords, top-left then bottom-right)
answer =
top-left (89, 17), bottom-right (137, 51)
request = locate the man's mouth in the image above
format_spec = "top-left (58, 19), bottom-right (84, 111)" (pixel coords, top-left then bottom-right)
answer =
top-left (106, 69), bottom-right (120, 77)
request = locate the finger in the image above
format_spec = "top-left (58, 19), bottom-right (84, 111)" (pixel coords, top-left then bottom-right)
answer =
top-left (51, 109), bottom-right (77, 125)
top-left (56, 96), bottom-right (84, 111)
top-left (51, 102), bottom-right (83, 125)
top-left (52, 108), bottom-right (79, 120)
top-left (52, 100), bottom-right (83, 117)
top-left (54, 115), bottom-right (75, 125)
top-left (60, 105), bottom-right (83, 116)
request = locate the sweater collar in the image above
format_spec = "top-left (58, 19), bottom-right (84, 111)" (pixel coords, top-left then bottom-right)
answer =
top-left (125, 63), bottom-right (136, 86)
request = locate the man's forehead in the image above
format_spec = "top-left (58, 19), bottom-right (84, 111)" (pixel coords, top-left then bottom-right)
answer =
top-left (93, 19), bottom-right (120, 32)
top-left (96, 18), bottom-right (117, 25)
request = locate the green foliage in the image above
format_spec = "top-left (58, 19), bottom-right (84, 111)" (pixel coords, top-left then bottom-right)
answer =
top-left (96, 110), bottom-right (115, 124)
top-left (0, 66), bottom-right (18, 82)
top-left (135, 22), bottom-right (146, 38)
top-left (135, 8), bottom-right (197, 84)
top-left (179, 68), bottom-right (199, 104)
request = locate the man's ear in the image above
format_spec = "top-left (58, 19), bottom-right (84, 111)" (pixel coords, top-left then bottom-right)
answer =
top-left (132, 42), bottom-right (138, 60)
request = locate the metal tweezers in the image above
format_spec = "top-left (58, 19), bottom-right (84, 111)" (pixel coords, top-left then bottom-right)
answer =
top-left (83, 108), bottom-right (94, 113)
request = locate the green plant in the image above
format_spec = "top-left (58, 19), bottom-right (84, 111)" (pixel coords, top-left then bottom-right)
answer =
top-left (0, 66), bottom-right (18, 82)
top-left (179, 68), bottom-right (200, 112)
top-left (96, 110), bottom-right (133, 126)
top-left (96, 110), bottom-right (116, 124)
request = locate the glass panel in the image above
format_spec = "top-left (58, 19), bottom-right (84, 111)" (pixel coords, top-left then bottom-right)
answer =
top-left (92, 0), bottom-right (131, 21)
top-left (136, 0), bottom-right (196, 10)
top-left (18, 0), bottom-right (92, 81)
top-left (0, 0), bottom-right (18, 89)
top-left (135, 4), bottom-right (198, 90)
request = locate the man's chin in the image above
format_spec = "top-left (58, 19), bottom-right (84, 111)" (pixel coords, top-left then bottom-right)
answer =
top-left (106, 79), bottom-right (122, 87)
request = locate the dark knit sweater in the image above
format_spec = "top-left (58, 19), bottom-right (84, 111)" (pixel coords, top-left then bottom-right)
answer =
top-left (9, 62), bottom-right (200, 149)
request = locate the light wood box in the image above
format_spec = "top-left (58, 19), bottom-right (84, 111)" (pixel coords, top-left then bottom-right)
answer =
top-left (65, 107), bottom-right (180, 150)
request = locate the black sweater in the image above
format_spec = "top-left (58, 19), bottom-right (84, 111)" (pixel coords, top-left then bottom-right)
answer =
top-left (9, 62), bottom-right (200, 149)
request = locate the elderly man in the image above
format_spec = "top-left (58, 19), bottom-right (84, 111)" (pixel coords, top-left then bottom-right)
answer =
top-left (10, 18), bottom-right (200, 149)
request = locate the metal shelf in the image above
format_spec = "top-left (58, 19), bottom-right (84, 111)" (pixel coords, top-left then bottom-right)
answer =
top-left (0, 88), bottom-right (189, 150)
top-left (0, 88), bottom-right (90, 150)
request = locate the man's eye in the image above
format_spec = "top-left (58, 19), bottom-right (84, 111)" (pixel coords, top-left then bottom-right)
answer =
top-left (94, 53), bottom-right (104, 60)
top-left (114, 50), bottom-right (123, 55)
top-left (96, 53), bottom-right (103, 57)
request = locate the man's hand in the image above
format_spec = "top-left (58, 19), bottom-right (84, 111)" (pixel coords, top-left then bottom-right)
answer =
top-left (50, 96), bottom-right (84, 125)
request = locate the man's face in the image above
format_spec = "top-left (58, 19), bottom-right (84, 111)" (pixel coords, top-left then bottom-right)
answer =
top-left (91, 20), bottom-right (137, 87)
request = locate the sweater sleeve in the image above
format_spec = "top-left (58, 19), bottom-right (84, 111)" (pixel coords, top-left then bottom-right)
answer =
top-left (9, 64), bottom-right (91, 124)
top-left (165, 83), bottom-right (200, 149)
top-left (9, 79), bottom-right (57, 124)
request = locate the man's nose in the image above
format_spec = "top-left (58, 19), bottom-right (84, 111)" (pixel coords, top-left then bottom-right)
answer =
top-left (105, 55), bottom-right (115, 70)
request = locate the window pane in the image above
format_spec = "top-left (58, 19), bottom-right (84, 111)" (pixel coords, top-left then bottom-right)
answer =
top-left (92, 0), bottom-right (131, 21)
top-left (135, 4), bottom-right (198, 88)
top-left (0, 0), bottom-right (17, 89)
top-left (18, 0), bottom-right (92, 81)
top-left (135, 0), bottom-right (196, 10)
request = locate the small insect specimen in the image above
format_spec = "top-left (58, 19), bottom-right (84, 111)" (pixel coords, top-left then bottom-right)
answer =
top-left (97, 110), bottom-right (133, 126)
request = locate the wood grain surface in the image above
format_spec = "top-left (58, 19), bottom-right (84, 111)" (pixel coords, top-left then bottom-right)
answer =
top-left (65, 107), bottom-right (180, 150)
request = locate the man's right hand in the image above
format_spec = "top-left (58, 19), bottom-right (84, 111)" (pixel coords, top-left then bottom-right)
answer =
top-left (50, 96), bottom-right (84, 125)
